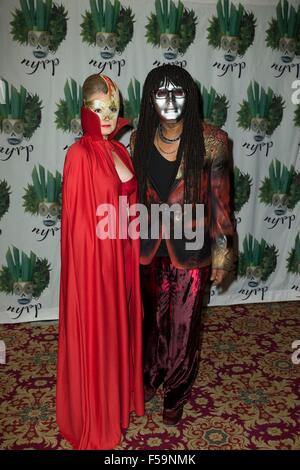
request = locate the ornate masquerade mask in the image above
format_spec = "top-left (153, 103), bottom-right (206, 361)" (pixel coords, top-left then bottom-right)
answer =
top-left (84, 75), bottom-right (120, 122)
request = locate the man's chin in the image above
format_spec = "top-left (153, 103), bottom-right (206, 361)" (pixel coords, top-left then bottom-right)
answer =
top-left (161, 115), bottom-right (181, 123)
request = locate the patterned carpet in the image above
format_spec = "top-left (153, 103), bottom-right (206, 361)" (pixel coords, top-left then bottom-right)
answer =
top-left (0, 301), bottom-right (300, 450)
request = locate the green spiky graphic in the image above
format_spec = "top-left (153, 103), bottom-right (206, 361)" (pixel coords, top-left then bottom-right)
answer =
top-left (0, 80), bottom-right (26, 119)
top-left (10, 0), bottom-right (68, 53)
top-left (233, 167), bottom-right (252, 212)
top-left (238, 234), bottom-right (278, 281)
top-left (55, 79), bottom-right (83, 132)
top-left (23, 164), bottom-right (62, 216)
top-left (23, 94), bottom-right (42, 138)
top-left (151, 0), bottom-right (184, 34)
top-left (207, 0), bottom-right (256, 55)
top-left (124, 78), bottom-right (141, 123)
top-left (246, 81), bottom-right (274, 118)
top-left (0, 79), bottom-right (42, 139)
top-left (266, 0), bottom-right (300, 55)
top-left (195, 81), bottom-right (228, 128)
top-left (0, 180), bottom-right (11, 221)
top-left (146, 0), bottom-right (197, 54)
top-left (259, 159), bottom-right (300, 209)
top-left (81, 0), bottom-right (134, 53)
top-left (237, 81), bottom-right (284, 135)
top-left (287, 233), bottom-right (300, 274)
top-left (0, 246), bottom-right (50, 296)
top-left (294, 104), bottom-right (300, 127)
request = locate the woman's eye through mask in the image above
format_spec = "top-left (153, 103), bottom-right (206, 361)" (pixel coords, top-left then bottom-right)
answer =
top-left (85, 98), bottom-right (119, 120)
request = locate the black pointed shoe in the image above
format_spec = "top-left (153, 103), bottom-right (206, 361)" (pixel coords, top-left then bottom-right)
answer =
top-left (162, 406), bottom-right (183, 425)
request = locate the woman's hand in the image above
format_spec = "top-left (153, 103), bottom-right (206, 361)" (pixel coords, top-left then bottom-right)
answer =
top-left (210, 268), bottom-right (227, 286)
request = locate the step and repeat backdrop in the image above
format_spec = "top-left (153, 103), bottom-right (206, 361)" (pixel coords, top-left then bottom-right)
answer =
top-left (0, 0), bottom-right (299, 322)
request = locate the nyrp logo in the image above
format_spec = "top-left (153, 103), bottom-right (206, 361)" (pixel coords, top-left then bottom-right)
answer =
top-left (266, 0), bottom-right (300, 78)
top-left (0, 180), bottom-right (11, 235)
top-left (287, 234), bottom-right (300, 293)
top-left (10, 0), bottom-right (68, 76)
top-left (0, 247), bottom-right (50, 319)
top-left (238, 234), bottom-right (278, 301)
top-left (23, 164), bottom-right (62, 241)
top-left (259, 159), bottom-right (300, 230)
top-left (0, 79), bottom-right (42, 162)
top-left (237, 81), bottom-right (284, 157)
top-left (55, 79), bottom-right (83, 145)
top-left (146, 0), bottom-right (197, 67)
top-left (81, 0), bottom-right (134, 76)
top-left (207, 0), bottom-right (256, 78)
top-left (195, 81), bottom-right (229, 128)
top-left (233, 167), bottom-right (252, 225)
top-left (124, 78), bottom-right (141, 129)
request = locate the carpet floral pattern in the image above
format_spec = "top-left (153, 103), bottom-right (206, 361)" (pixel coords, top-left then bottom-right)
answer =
top-left (0, 302), bottom-right (299, 450)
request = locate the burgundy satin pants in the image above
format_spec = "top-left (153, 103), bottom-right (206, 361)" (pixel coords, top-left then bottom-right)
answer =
top-left (141, 257), bottom-right (210, 411)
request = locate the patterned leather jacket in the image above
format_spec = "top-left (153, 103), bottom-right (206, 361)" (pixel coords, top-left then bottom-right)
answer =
top-left (131, 122), bottom-right (235, 271)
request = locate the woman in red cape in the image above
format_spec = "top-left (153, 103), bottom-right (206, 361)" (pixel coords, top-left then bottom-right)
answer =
top-left (56, 74), bottom-right (144, 450)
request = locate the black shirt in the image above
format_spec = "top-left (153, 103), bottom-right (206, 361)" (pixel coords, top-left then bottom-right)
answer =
top-left (148, 143), bottom-right (179, 256)
top-left (148, 143), bottom-right (178, 202)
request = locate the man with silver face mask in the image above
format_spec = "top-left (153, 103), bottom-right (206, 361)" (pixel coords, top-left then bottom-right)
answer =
top-left (131, 65), bottom-right (235, 426)
top-left (152, 81), bottom-right (186, 122)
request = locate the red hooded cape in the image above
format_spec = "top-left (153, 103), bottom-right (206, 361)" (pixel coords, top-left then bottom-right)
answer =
top-left (56, 107), bottom-right (144, 450)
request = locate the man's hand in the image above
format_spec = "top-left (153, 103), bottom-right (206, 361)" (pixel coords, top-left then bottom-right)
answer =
top-left (210, 268), bottom-right (227, 286)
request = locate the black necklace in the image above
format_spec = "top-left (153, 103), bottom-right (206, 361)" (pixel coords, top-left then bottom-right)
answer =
top-left (158, 124), bottom-right (182, 144)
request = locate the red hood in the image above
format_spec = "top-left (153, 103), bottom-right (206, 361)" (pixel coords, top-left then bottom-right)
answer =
top-left (81, 106), bottom-right (129, 141)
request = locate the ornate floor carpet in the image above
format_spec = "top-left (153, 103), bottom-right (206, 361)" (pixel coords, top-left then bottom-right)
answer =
top-left (1, 302), bottom-right (299, 450)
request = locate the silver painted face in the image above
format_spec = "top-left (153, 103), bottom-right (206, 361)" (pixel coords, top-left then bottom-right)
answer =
top-left (13, 281), bottom-right (34, 305)
top-left (152, 81), bottom-right (186, 122)
top-left (38, 202), bottom-right (59, 226)
top-left (272, 193), bottom-right (288, 216)
top-left (28, 31), bottom-right (50, 58)
top-left (279, 37), bottom-right (296, 63)
top-left (70, 118), bottom-right (83, 141)
top-left (96, 32), bottom-right (117, 60)
top-left (246, 266), bottom-right (262, 288)
top-left (2, 118), bottom-right (24, 145)
top-left (251, 117), bottom-right (267, 142)
top-left (221, 35), bottom-right (239, 62)
top-left (160, 33), bottom-right (180, 60)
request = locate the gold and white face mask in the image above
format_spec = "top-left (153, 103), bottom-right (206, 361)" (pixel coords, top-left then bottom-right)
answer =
top-left (84, 75), bottom-right (120, 123)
